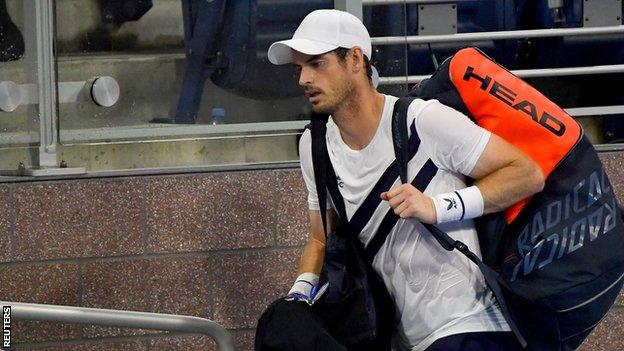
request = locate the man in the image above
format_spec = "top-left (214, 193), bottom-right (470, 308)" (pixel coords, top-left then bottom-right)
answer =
top-left (267, 9), bottom-right (544, 351)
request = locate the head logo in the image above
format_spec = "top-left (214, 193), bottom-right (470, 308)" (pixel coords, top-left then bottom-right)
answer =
top-left (462, 66), bottom-right (566, 137)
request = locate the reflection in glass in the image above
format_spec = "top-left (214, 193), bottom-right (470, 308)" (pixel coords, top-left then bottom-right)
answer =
top-left (52, 1), bottom-right (429, 144)
top-left (55, 0), bottom-right (345, 141)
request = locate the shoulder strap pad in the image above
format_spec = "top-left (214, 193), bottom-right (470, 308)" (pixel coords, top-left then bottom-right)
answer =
top-left (391, 97), bottom-right (416, 184)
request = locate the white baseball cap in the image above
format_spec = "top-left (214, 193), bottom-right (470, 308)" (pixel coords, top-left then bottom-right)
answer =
top-left (268, 9), bottom-right (372, 65)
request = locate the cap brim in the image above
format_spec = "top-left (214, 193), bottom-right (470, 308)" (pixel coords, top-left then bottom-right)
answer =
top-left (268, 38), bottom-right (338, 65)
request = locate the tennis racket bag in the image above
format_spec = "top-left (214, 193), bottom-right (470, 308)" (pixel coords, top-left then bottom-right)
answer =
top-left (403, 47), bottom-right (624, 350)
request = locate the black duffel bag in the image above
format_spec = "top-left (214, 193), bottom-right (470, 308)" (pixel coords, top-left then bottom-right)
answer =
top-left (308, 115), bottom-right (394, 351)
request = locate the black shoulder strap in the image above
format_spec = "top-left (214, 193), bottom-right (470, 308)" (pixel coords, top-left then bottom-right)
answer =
top-left (391, 97), bottom-right (414, 185)
top-left (310, 116), bottom-right (330, 238)
top-left (325, 162), bottom-right (347, 222)
top-left (390, 97), bottom-right (527, 348)
top-left (310, 115), bottom-right (347, 238)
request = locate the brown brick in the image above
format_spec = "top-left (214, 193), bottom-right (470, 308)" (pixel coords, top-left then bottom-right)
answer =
top-left (82, 259), bottom-right (152, 310)
top-left (10, 320), bottom-right (79, 344)
top-left (81, 258), bottom-right (153, 338)
top-left (148, 256), bottom-right (211, 316)
top-left (0, 186), bottom-right (10, 262)
top-left (148, 330), bottom-right (254, 351)
top-left (0, 263), bottom-right (80, 342)
top-left (12, 180), bottom-right (144, 261)
top-left (82, 326), bottom-right (162, 339)
top-left (146, 172), bottom-right (275, 253)
top-left (81, 256), bottom-right (211, 338)
top-left (210, 249), bottom-right (300, 329)
top-left (274, 170), bottom-right (309, 247)
top-left (579, 307), bottom-right (624, 350)
top-left (148, 334), bottom-right (215, 351)
top-left (9, 339), bottom-right (146, 351)
top-left (0, 263), bottom-right (79, 306)
top-left (233, 330), bottom-right (255, 351)
top-left (599, 153), bottom-right (624, 204)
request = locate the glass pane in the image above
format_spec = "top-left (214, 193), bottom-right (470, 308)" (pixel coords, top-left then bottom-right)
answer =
top-left (55, 0), bottom-right (342, 143)
top-left (55, 0), bottom-right (367, 170)
top-left (367, 2), bottom-right (410, 97)
top-left (55, 0), bottom-right (187, 136)
top-left (0, 0), bottom-right (40, 165)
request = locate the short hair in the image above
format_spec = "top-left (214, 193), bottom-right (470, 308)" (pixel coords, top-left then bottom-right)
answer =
top-left (333, 47), bottom-right (373, 82)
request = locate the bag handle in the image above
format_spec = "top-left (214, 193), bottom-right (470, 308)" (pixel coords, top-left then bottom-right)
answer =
top-left (391, 97), bottom-right (527, 348)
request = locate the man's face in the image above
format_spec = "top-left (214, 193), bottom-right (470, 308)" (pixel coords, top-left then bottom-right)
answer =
top-left (292, 50), bottom-right (354, 114)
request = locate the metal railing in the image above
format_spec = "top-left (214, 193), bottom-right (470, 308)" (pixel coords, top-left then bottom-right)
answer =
top-left (0, 301), bottom-right (235, 351)
top-left (372, 24), bottom-right (624, 85)
top-left (566, 105), bottom-right (624, 118)
top-left (378, 63), bottom-right (624, 85)
top-left (363, 1), bottom-right (624, 86)
top-left (370, 25), bottom-right (624, 45)
top-left (363, 0), bottom-right (479, 4)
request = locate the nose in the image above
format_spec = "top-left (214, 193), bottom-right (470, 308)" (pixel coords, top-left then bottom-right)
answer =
top-left (298, 66), bottom-right (313, 87)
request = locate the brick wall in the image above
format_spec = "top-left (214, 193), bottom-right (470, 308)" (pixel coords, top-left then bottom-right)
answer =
top-left (0, 153), bottom-right (623, 350)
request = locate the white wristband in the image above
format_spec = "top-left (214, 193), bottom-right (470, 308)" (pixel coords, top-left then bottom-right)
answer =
top-left (432, 185), bottom-right (484, 223)
top-left (288, 272), bottom-right (319, 296)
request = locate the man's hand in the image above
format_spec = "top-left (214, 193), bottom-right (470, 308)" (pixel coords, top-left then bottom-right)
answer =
top-left (381, 183), bottom-right (437, 224)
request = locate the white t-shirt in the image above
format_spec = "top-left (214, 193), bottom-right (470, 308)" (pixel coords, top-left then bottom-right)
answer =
top-left (299, 95), bottom-right (510, 351)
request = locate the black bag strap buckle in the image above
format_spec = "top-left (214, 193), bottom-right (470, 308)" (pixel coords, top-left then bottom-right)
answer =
top-left (454, 240), bottom-right (469, 254)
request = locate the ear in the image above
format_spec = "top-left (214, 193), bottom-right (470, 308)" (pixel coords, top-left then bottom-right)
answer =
top-left (350, 47), bottom-right (366, 73)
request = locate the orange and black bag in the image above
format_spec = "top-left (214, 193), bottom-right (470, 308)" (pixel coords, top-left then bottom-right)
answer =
top-left (407, 47), bottom-right (624, 350)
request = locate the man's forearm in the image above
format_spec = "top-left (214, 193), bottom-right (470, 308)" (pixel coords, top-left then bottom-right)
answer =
top-left (287, 238), bottom-right (325, 298)
top-left (383, 133), bottom-right (545, 224)
top-left (297, 237), bottom-right (325, 276)
top-left (476, 157), bottom-right (545, 214)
